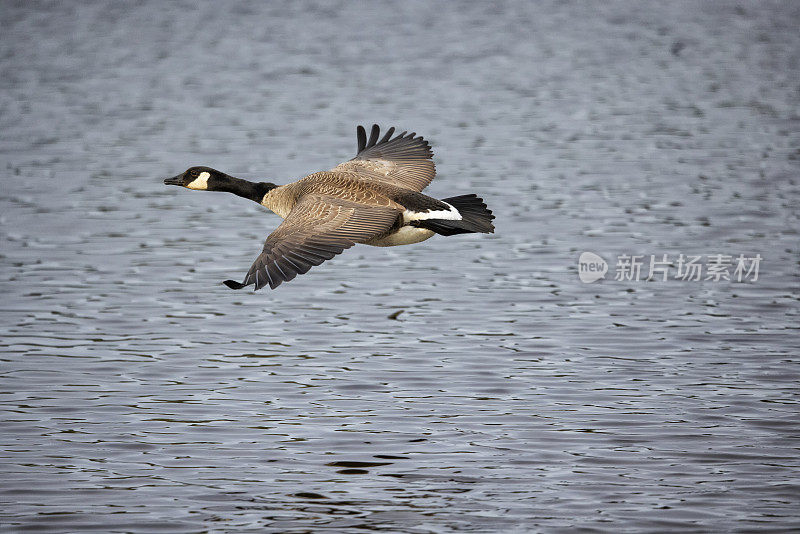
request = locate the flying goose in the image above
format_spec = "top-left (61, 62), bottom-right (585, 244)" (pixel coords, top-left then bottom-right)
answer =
top-left (163, 124), bottom-right (495, 291)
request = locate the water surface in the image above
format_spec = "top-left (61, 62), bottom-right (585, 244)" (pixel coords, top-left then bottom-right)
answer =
top-left (1, 1), bottom-right (799, 532)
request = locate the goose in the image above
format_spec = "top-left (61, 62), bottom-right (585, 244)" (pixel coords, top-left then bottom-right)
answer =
top-left (163, 124), bottom-right (495, 291)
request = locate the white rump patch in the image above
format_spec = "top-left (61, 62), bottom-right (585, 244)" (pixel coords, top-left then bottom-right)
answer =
top-left (402, 202), bottom-right (462, 223)
top-left (187, 171), bottom-right (210, 190)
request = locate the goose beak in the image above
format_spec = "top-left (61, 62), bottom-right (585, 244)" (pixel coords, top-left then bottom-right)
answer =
top-left (164, 174), bottom-right (183, 186)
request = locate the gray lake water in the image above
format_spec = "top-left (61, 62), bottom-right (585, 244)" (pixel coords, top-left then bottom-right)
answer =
top-left (1, 1), bottom-right (799, 532)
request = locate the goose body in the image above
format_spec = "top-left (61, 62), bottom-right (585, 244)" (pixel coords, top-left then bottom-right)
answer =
top-left (164, 125), bottom-right (494, 291)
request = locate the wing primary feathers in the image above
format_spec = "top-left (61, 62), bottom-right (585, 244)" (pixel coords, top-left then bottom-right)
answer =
top-left (357, 125), bottom-right (366, 153)
top-left (275, 258), bottom-right (298, 282)
top-left (367, 124), bottom-right (380, 148)
top-left (292, 245), bottom-right (333, 263)
top-left (379, 127), bottom-right (395, 143)
top-left (334, 126), bottom-right (437, 191)
top-left (271, 258), bottom-right (290, 281)
top-left (283, 253), bottom-right (312, 274)
top-left (266, 262), bottom-right (283, 289)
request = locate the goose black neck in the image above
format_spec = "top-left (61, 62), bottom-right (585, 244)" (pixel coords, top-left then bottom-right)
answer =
top-left (218, 175), bottom-right (277, 203)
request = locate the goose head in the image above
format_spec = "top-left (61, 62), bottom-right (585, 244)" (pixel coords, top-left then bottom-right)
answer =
top-left (164, 166), bottom-right (225, 190)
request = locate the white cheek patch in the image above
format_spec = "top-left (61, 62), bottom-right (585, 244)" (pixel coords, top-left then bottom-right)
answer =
top-left (402, 202), bottom-right (462, 223)
top-left (186, 171), bottom-right (210, 190)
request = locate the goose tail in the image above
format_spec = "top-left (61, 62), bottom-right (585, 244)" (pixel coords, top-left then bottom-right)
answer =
top-left (412, 194), bottom-right (495, 236)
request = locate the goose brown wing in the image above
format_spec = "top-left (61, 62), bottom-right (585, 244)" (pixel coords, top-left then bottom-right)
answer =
top-left (330, 124), bottom-right (436, 192)
top-left (224, 195), bottom-right (399, 291)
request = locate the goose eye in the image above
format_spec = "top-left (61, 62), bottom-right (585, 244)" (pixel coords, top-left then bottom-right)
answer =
top-left (189, 169), bottom-right (199, 177)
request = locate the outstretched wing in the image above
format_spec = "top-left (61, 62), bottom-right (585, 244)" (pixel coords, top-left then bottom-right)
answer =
top-left (224, 195), bottom-right (399, 291)
top-left (331, 124), bottom-right (436, 192)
